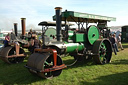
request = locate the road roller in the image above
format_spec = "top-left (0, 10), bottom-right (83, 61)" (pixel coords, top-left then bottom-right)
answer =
top-left (25, 7), bottom-right (116, 79)
top-left (0, 18), bottom-right (32, 64)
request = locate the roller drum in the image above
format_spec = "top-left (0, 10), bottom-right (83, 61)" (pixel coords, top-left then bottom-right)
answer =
top-left (27, 53), bottom-right (63, 79)
top-left (0, 46), bottom-right (25, 64)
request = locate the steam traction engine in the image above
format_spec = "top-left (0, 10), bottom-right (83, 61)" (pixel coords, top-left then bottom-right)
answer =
top-left (0, 18), bottom-right (32, 64)
top-left (25, 7), bottom-right (116, 79)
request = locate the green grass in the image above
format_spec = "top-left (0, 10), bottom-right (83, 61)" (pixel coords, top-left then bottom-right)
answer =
top-left (0, 43), bottom-right (128, 85)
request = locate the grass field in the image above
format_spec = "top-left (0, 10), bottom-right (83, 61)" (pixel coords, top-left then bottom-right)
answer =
top-left (0, 43), bottom-right (128, 85)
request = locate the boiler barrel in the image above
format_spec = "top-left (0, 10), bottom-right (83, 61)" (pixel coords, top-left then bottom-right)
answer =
top-left (65, 43), bottom-right (84, 53)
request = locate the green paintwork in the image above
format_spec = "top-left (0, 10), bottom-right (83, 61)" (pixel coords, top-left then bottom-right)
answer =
top-left (121, 26), bottom-right (128, 42)
top-left (65, 43), bottom-right (84, 53)
top-left (68, 31), bottom-right (86, 42)
top-left (97, 24), bottom-right (106, 28)
top-left (122, 26), bottom-right (128, 32)
top-left (45, 28), bottom-right (56, 39)
top-left (99, 42), bottom-right (106, 60)
top-left (74, 33), bottom-right (86, 42)
top-left (87, 26), bottom-right (99, 45)
top-left (47, 43), bottom-right (84, 53)
top-left (121, 32), bottom-right (128, 42)
top-left (53, 11), bottom-right (116, 22)
top-left (63, 11), bottom-right (116, 21)
top-left (68, 30), bottom-right (74, 40)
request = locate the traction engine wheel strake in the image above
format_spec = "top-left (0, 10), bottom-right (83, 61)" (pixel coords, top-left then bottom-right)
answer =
top-left (92, 39), bottom-right (112, 64)
top-left (27, 53), bottom-right (63, 79)
top-left (0, 46), bottom-right (25, 64)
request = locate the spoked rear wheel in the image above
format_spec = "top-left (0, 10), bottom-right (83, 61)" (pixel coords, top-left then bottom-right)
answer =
top-left (92, 39), bottom-right (112, 64)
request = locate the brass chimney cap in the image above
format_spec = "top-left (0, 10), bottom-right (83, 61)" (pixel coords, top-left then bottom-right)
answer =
top-left (55, 7), bottom-right (62, 10)
top-left (21, 18), bottom-right (26, 20)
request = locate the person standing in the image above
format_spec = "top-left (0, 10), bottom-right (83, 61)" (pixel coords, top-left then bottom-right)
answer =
top-left (117, 33), bottom-right (124, 50)
top-left (109, 34), bottom-right (117, 55)
top-left (113, 33), bottom-right (119, 52)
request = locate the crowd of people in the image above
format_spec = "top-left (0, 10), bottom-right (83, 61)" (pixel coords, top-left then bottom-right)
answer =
top-left (109, 33), bottom-right (124, 55)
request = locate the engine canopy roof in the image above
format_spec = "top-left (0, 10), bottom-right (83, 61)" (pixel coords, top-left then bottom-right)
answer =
top-left (53, 11), bottom-right (116, 23)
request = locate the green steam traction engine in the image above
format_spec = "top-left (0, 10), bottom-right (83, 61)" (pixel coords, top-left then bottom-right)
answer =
top-left (25, 7), bottom-right (116, 79)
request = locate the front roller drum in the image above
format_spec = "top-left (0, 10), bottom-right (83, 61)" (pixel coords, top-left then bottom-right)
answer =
top-left (0, 46), bottom-right (25, 64)
top-left (92, 39), bottom-right (112, 64)
top-left (26, 53), bottom-right (63, 79)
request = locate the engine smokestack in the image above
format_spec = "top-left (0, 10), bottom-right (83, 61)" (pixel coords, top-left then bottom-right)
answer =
top-left (55, 7), bottom-right (62, 41)
top-left (14, 23), bottom-right (18, 36)
top-left (21, 18), bottom-right (26, 37)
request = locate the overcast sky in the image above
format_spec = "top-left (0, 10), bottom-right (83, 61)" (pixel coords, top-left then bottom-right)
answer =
top-left (0, 0), bottom-right (128, 31)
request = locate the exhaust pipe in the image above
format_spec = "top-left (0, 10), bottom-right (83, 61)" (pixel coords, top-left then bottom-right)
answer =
top-left (21, 18), bottom-right (26, 37)
top-left (55, 7), bottom-right (62, 41)
top-left (14, 23), bottom-right (18, 36)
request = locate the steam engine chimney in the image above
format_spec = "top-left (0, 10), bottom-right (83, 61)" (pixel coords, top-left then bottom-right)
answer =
top-left (21, 18), bottom-right (26, 37)
top-left (14, 23), bottom-right (18, 36)
top-left (55, 7), bottom-right (62, 41)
